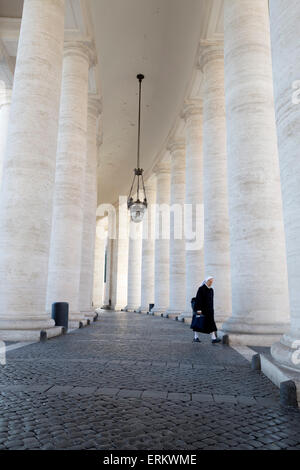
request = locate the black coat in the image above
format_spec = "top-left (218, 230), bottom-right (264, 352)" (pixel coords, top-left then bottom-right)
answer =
top-left (192, 284), bottom-right (217, 334)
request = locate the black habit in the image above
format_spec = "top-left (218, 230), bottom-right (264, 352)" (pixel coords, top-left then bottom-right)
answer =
top-left (192, 284), bottom-right (217, 334)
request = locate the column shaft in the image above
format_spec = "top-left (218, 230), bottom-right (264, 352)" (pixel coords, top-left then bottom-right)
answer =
top-left (181, 101), bottom-right (204, 319)
top-left (93, 221), bottom-right (107, 309)
top-left (47, 42), bottom-right (93, 327)
top-left (0, 85), bottom-right (11, 185)
top-left (0, 0), bottom-right (65, 340)
top-left (222, 0), bottom-right (290, 344)
top-left (125, 220), bottom-right (143, 311)
top-left (139, 177), bottom-right (156, 312)
top-left (166, 141), bottom-right (186, 317)
top-left (199, 42), bottom-right (232, 323)
top-left (152, 161), bottom-right (171, 314)
top-left (269, 0), bottom-right (300, 369)
top-left (110, 203), bottom-right (129, 311)
top-left (79, 95), bottom-right (101, 314)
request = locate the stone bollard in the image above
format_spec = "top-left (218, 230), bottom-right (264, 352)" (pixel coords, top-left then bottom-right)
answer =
top-left (280, 380), bottom-right (298, 408)
top-left (251, 354), bottom-right (261, 371)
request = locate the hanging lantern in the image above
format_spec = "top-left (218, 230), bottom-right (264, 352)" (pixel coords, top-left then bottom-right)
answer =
top-left (127, 74), bottom-right (147, 223)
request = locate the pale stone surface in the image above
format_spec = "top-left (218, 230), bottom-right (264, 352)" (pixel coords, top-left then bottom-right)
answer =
top-left (166, 140), bottom-right (186, 315)
top-left (93, 221), bottom-right (107, 308)
top-left (0, 84), bottom-right (11, 186)
top-left (110, 205), bottom-right (129, 311)
top-left (0, 0), bottom-right (65, 338)
top-left (179, 100), bottom-right (204, 320)
top-left (79, 95), bottom-right (102, 313)
top-left (152, 161), bottom-right (171, 314)
top-left (198, 41), bottom-right (231, 323)
top-left (125, 220), bottom-right (143, 312)
top-left (103, 237), bottom-right (113, 308)
top-left (139, 177), bottom-right (157, 312)
top-left (222, 0), bottom-right (290, 340)
top-left (269, 0), bottom-right (300, 371)
top-left (47, 41), bottom-right (94, 323)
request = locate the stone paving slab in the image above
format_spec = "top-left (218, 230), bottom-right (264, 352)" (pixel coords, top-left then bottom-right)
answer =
top-left (0, 311), bottom-right (300, 450)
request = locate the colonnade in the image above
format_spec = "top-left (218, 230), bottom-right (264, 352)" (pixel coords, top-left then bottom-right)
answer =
top-left (0, 0), bottom-right (300, 376)
top-left (0, 0), bottom-right (102, 340)
top-left (99, 0), bottom-right (300, 375)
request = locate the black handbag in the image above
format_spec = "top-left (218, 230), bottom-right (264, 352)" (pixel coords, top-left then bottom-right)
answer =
top-left (190, 313), bottom-right (206, 332)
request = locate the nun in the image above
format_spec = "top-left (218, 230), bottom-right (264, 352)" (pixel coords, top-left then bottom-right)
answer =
top-left (192, 276), bottom-right (221, 344)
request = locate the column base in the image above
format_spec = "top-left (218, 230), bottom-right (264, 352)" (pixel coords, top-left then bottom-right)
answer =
top-left (177, 311), bottom-right (193, 323)
top-left (151, 306), bottom-right (167, 316)
top-left (219, 331), bottom-right (284, 347)
top-left (81, 310), bottom-right (97, 322)
top-left (271, 333), bottom-right (300, 373)
top-left (112, 304), bottom-right (126, 312)
top-left (222, 316), bottom-right (289, 334)
top-left (0, 326), bottom-right (64, 342)
top-left (69, 313), bottom-right (89, 329)
top-left (164, 309), bottom-right (185, 319)
top-left (258, 353), bottom-right (300, 405)
top-left (124, 305), bottom-right (140, 313)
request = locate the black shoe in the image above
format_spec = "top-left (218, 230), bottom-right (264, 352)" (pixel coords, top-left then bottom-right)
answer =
top-left (193, 338), bottom-right (200, 343)
top-left (212, 338), bottom-right (221, 344)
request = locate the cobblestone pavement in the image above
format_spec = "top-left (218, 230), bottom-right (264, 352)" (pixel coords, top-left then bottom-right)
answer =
top-left (1, 311), bottom-right (300, 450)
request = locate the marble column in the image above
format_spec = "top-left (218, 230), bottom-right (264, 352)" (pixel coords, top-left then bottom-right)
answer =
top-left (0, 0), bottom-right (65, 341)
top-left (93, 219), bottom-right (107, 309)
top-left (110, 203), bottom-right (129, 311)
top-left (165, 140), bottom-right (186, 318)
top-left (0, 84), bottom-right (11, 185)
top-left (269, 0), bottom-right (300, 370)
top-left (125, 220), bottom-right (143, 312)
top-left (199, 41), bottom-right (232, 323)
top-left (222, 0), bottom-right (290, 345)
top-left (79, 94), bottom-right (102, 319)
top-left (152, 160), bottom-right (171, 315)
top-left (139, 176), bottom-right (157, 313)
top-left (179, 100), bottom-right (204, 320)
top-left (46, 41), bottom-right (95, 328)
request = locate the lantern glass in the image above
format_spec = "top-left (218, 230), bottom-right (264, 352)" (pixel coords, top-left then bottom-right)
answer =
top-left (130, 202), bottom-right (146, 223)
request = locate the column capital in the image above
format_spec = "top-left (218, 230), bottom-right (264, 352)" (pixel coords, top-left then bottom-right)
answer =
top-left (64, 40), bottom-right (97, 67)
top-left (153, 159), bottom-right (170, 176)
top-left (181, 99), bottom-right (203, 123)
top-left (198, 40), bottom-right (224, 72)
top-left (167, 138), bottom-right (185, 156)
top-left (88, 94), bottom-right (102, 118)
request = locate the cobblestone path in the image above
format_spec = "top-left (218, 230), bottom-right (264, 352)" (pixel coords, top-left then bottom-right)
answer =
top-left (1, 311), bottom-right (300, 450)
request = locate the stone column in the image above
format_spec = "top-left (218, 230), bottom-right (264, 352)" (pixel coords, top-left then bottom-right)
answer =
top-left (222, 0), bottom-right (290, 345)
top-left (46, 41), bottom-right (95, 329)
top-left (179, 100), bottom-right (204, 321)
top-left (199, 41), bottom-right (232, 323)
top-left (152, 160), bottom-right (171, 315)
top-left (110, 202), bottom-right (129, 311)
top-left (0, 84), bottom-right (12, 185)
top-left (139, 176), bottom-right (157, 313)
top-left (79, 94), bottom-right (102, 319)
top-left (125, 220), bottom-right (143, 312)
top-left (269, 0), bottom-right (300, 370)
top-left (165, 140), bottom-right (186, 318)
top-left (93, 219), bottom-right (107, 309)
top-left (0, 0), bottom-right (65, 341)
